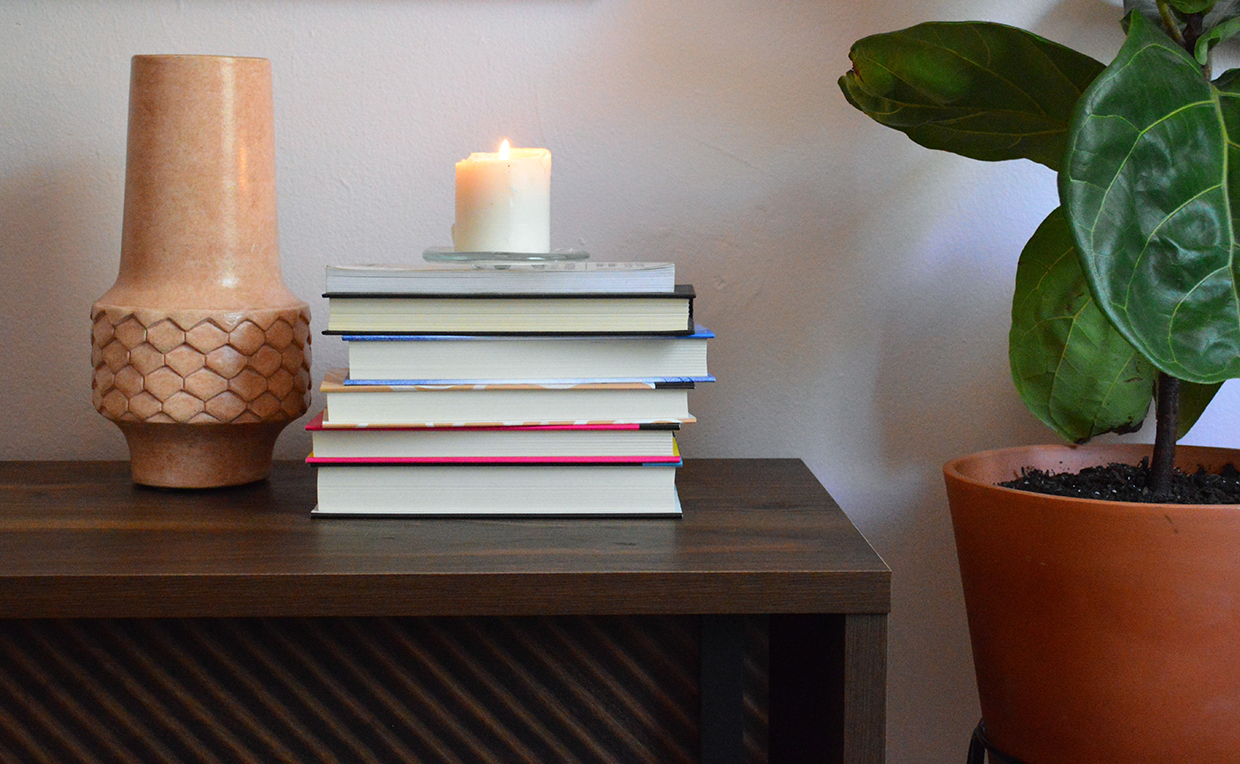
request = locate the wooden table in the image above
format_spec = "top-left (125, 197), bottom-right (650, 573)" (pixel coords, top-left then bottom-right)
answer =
top-left (0, 458), bottom-right (889, 763)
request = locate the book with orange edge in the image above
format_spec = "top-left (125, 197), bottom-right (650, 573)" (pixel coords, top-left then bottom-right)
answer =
top-left (318, 368), bottom-right (695, 427)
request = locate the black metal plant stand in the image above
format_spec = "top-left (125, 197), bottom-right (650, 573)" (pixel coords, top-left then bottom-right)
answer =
top-left (968, 721), bottom-right (1032, 764)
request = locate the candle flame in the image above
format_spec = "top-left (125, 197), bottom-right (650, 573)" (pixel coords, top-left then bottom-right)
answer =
top-left (498, 139), bottom-right (510, 160)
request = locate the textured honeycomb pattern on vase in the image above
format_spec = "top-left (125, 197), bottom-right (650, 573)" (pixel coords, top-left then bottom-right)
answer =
top-left (91, 305), bottom-right (312, 425)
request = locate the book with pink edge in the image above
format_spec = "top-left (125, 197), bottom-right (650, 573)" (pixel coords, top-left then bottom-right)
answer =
top-left (304, 411), bottom-right (682, 464)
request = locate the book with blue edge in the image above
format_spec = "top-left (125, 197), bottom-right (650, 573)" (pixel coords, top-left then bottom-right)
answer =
top-left (341, 325), bottom-right (713, 385)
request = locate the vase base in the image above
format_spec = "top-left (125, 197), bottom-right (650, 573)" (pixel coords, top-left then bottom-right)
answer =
top-left (117, 421), bottom-right (287, 488)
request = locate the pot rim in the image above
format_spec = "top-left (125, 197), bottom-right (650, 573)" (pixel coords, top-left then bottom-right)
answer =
top-left (131, 54), bottom-right (270, 63)
top-left (944, 442), bottom-right (1240, 511)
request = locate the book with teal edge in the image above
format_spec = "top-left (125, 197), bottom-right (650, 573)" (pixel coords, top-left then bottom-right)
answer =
top-left (318, 368), bottom-right (696, 427)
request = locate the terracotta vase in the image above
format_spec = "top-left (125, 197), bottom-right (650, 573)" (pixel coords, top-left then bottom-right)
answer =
top-left (944, 443), bottom-right (1240, 763)
top-left (91, 55), bottom-right (311, 488)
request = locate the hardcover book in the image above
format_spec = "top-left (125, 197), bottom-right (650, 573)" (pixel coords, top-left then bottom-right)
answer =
top-left (324, 285), bottom-right (696, 335)
top-left (325, 261), bottom-right (676, 295)
top-left (311, 462), bottom-right (683, 517)
top-left (319, 368), bottom-right (695, 426)
top-left (305, 411), bottom-right (680, 463)
top-left (342, 325), bottom-right (713, 385)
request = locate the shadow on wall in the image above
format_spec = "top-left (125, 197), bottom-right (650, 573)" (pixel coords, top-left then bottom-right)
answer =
top-left (0, 159), bottom-right (125, 457)
top-left (867, 0), bottom-right (1149, 473)
top-left (1039, 0), bottom-right (1128, 61)
top-left (679, 181), bottom-right (840, 456)
top-left (870, 166), bottom-right (1058, 471)
top-left (546, 0), bottom-right (1102, 467)
top-left (544, 0), bottom-right (893, 456)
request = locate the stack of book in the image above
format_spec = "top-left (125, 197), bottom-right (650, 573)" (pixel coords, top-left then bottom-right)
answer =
top-left (307, 261), bottom-right (712, 517)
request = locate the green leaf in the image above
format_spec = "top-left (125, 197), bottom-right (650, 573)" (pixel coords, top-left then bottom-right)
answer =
top-left (1195, 16), bottom-right (1240, 63)
top-left (1168, 0), bottom-right (1216, 14)
top-left (1010, 207), bottom-right (1155, 443)
top-left (1178, 380), bottom-right (1224, 436)
top-left (1061, 11), bottom-right (1240, 385)
top-left (1197, 2), bottom-right (1240, 62)
top-left (1123, 0), bottom-right (1170, 31)
top-left (840, 22), bottom-right (1105, 170)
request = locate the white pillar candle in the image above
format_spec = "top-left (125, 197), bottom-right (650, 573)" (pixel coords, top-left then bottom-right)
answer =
top-left (452, 140), bottom-right (551, 253)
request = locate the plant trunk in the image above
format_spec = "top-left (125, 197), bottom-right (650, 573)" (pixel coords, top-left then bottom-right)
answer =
top-left (1149, 373), bottom-right (1180, 497)
top-left (1145, 10), bottom-right (1204, 498)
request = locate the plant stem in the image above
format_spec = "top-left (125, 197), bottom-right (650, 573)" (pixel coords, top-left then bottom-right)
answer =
top-left (1182, 11), bottom-right (1213, 78)
top-left (1150, 373), bottom-right (1180, 497)
top-left (1146, 9), bottom-right (1205, 500)
top-left (1156, 0), bottom-right (1188, 46)
top-left (1183, 12), bottom-right (1205, 51)
top-left (1140, 11), bottom-right (1210, 501)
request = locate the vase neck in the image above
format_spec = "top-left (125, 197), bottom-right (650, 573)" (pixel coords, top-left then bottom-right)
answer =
top-left (111, 55), bottom-right (296, 310)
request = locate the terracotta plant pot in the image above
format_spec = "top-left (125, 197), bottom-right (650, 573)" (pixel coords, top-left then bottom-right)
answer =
top-left (91, 55), bottom-right (310, 488)
top-left (944, 443), bottom-right (1240, 763)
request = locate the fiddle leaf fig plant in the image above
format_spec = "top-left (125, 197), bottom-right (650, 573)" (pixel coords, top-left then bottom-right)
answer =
top-left (842, 2), bottom-right (1240, 494)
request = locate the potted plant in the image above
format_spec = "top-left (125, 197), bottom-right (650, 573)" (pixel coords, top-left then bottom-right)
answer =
top-left (842, 2), bottom-right (1240, 761)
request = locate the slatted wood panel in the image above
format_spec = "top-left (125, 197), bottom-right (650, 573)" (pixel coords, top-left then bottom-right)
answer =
top-left (0, 616), bottom-right (770, 764)
top-left (744, 615), bottom-right (771, 762)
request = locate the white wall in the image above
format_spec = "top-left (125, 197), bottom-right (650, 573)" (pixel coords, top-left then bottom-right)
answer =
top-left (4, 0), bottom-right (1237, 761)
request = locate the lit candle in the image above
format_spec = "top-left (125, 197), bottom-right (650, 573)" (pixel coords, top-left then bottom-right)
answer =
top-left (452, 140), bottom-right (551, 253)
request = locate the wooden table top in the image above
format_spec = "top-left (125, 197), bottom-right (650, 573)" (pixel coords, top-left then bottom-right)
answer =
top-left (0, 458), bottom-right (889, 619)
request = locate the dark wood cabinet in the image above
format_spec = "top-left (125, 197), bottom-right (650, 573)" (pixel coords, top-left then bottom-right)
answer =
top-left (0, 458), bottom-right (889, 763)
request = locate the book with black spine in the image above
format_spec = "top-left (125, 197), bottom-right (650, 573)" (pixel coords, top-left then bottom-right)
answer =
top-left (323, 285), bottom-right (696, 335)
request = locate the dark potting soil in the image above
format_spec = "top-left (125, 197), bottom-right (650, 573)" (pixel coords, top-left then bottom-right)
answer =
top-left (1000, 459), bottom-right (1240, 504)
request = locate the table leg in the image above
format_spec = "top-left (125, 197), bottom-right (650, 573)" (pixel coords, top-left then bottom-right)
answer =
top-left (843, 613), bottom-right (887, 764)
top-left (700, 614), bottom-right (745, 764)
